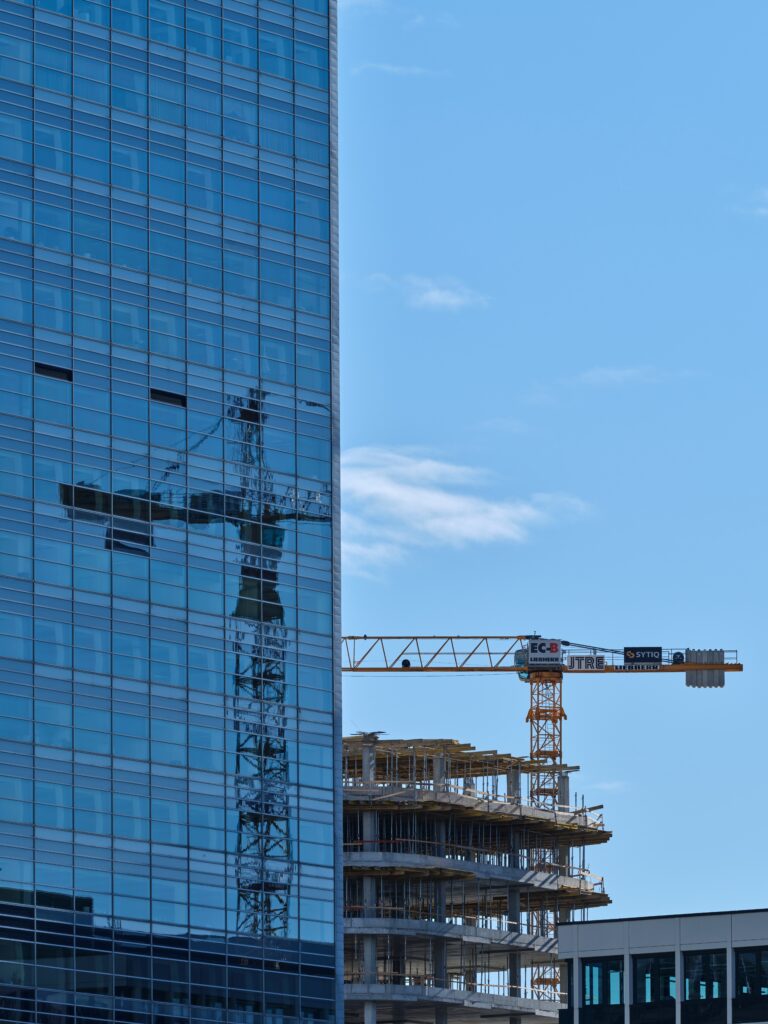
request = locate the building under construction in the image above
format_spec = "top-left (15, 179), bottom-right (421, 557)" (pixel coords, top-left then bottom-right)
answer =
top-left (342, 734), bottom-right (611, 1024)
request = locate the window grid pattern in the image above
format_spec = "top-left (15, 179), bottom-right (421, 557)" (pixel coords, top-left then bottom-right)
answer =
top-left (683, 951), bottom-right (727, 1002)
top-left (0, 0), bottom-right (338, 1018)
top-left (735, 947), bottom-right (768, 998)
top-left (633, 952), bottom-right (676, 1005)
top-left (582, 957), bottom-right (623, 1008)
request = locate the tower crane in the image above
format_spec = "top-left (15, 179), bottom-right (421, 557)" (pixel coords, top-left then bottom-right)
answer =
top-left (341, 635), bottom-right (743, 809)
top-left (342, 635), bottom-right (742, 996)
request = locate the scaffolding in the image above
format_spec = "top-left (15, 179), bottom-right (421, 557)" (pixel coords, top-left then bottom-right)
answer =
top-left (343, 734), bottom-right (610, 1024)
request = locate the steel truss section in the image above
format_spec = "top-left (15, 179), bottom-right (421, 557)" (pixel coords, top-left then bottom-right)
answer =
top-left (526, 671), bottom-right (565, 809)
top-left (342, 635), bottom-right (527, 672)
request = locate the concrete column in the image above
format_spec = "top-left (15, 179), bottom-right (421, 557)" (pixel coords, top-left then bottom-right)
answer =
top-left (507, 758), bottom-right (521, 981)
top-left (508, 880), bottom-right (522, 996)
top-left (507, 766), bottom-right (521, 802)
top-left (508, 950), bottom-right (522, 999)
top-left (434, 812), bottom-right (447, 996)
top-left (361, 798), bottom-right (377, 991)
top-left (556, 772), bottom-right (572, 924)
top-left (361, 739), bottom-right (378, 901)
top-left (362, 928), bottom-right (377, 981)
top-left (433, 935), bottom-right (447, 987)
top-left (361, 802), bottom-right (377, 921)
top-left (431, 752), bottom-right (448, 1003)
top-left (510, 823), bottom-right (521, 871)
top-left (362, 739), bottom-right (376, 785)
top-left (507, 759), bottom-right (521, 980)
top-left (508, 885), bottom-right (521, 933)
top-left (508, 816), bottom-right (522, 998)
top-left (435, 813), bottom-right (446, 857)
top-left (433, 753), bottom-right (446, 793)
top-left (433, 909), bottom-right (447, 987)
top-left (364, 1002), bottom-right (377, 1024)
top-left (557, 771), bottom-right (570, 811)
top-left (361, 736), bottom-right (378, 1005)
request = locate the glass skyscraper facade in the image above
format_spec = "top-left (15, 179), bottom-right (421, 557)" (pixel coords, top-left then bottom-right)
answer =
top-left (0, 0), bottom-right (340, 1018)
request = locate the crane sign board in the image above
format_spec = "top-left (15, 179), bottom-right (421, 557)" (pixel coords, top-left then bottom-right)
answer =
top-left (624, 646), bottom-right (662, 667)
top-left (567, 654), bottom-right (606, 671)
top-left (527, 639), bottom-right (562, 667)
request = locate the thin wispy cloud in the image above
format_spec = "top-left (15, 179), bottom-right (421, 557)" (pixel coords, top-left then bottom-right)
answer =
top-left (405, 11), bottom-right (459, 30)
top-left (748, 187), bottom-right (768, 217)
top-left (575, 366), bottom-right (700, 388)
top-left (475, 416), bottom-right (528, 435)
top-left (581, 780), bottom-right (627, 794)
top-left (369, 273), bottom-right (488, 311)
top-left (406, 275), bottom-right (488, 310)
top-left (576, 366), bottom-right (656, 386)
top-left (526, 365), bottom-right (698, 406)
top-left (352, 62), bottom-right (432, 77)
top-left (339, 0), bottom-right (456, 28)
top-left (341, 447), bottom-right (586, 576)
top-left (339, 0), bottom-right (384, 10)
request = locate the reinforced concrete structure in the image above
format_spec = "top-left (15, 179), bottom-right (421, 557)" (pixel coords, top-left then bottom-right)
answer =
top-left (342, 735), bottom-right (612, 1024)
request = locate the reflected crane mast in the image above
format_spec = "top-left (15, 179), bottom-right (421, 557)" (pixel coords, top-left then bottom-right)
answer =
top-left (61, 386), bottom-right (331, 937)
top-left (227, 389), bottom-right (330, 936)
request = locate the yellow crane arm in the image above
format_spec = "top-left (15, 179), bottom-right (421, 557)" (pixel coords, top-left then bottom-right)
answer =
top-left (341, 635), bottom-right (742, 675)
top-left (341, 634), bottom-right (743, 811)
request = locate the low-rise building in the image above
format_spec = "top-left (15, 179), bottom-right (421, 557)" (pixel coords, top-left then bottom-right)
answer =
top-left (558, 909), bottom-right (768, 1024)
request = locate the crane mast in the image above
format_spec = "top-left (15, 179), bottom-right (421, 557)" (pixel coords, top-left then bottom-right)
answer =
top-left (341, 635), bottom-right (742, 809)
top-left (527, 670), bottom-right (565, 808)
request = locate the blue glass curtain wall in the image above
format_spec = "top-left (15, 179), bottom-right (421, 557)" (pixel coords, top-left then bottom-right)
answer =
top-left (0, 0), bottom-right (339, 1018)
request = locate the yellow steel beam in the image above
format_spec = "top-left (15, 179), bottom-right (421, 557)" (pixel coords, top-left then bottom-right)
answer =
top-left (342, 663), bottom-right (744, 673)
top-left (341, 635), bottom-right (742, 674)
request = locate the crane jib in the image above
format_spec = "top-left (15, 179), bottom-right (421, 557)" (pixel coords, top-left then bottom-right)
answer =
top-left (340, 636), bottom-right (742, 811)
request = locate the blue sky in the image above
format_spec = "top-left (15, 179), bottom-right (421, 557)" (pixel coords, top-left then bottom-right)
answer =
top-left (338, 1), bottom-right (768, 918)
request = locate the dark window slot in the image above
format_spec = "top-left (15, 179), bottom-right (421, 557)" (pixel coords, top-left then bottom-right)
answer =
top-left (35, 362), bottom-right (72, 382)
top-left (631, 1003), bottom-right (675, 1024)
top-left (583, 957), bottom-right (624, 1009)
top-left (681, 1000), bottom-right (726, 1024)
top-left (684, 950), bottom-right (727, 1002)
top-left (634, 952), bottom-right (676, 1006)
top-left (151, 388), bottom-right (186, 408)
